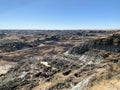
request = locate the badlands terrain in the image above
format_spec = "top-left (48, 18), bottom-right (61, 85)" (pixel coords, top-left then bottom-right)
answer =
top-left (0, 30), bottom-right (120, 90)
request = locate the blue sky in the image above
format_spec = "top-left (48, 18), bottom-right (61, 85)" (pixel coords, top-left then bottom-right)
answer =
top-left (0, 0), bottom-right (120, 29)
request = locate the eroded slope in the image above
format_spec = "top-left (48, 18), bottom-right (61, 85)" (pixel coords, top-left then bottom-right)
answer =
top-left (0, 33), bottom-right (120, 90)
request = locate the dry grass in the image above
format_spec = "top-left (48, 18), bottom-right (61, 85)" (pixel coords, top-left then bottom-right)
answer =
top-left (90, 79), bottom-right (120, 90)
top-left (32, 72), bottom-right (72, 90)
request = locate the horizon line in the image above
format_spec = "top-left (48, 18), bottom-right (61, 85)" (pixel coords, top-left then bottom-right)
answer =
top-left (0, 28), bottom-right (120, 31)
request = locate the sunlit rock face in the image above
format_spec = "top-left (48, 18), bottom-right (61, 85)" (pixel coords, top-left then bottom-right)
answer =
top-left (0, 61), bottom-right (15, 75)
top-left (68, 33), bottom-right (120, 55)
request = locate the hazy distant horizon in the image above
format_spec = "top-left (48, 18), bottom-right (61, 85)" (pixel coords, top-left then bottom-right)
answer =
top-left (0, 28), bottom-right (120, 31)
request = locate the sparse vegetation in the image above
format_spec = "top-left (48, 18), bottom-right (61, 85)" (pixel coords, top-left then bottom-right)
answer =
top-left (0, 30), bottom-right (120, 90)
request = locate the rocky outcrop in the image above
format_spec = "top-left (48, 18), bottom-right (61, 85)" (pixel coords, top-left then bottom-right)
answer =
top-left (45, 35), bottom-right (59, 41)
top-left (68, 33), bottom-right (120, 55)
top-left (0, 39), bottom-right (42, 52)
top-left (0, 42), bottom-right (33, 52)
top-left (0, 57), bottom-right (59, 90)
